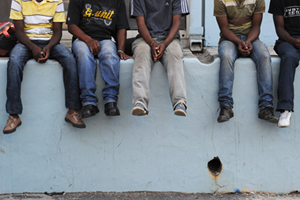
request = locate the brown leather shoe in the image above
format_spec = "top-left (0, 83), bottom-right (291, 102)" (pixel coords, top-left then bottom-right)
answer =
top-left (3, 115), bottom-right (22, 134)
top-left (65, 111), bottom-right (86, 128)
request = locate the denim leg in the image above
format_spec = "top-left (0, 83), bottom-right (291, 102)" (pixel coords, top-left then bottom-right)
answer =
top-left (274, 40), bottom-right (300, 112)
top-left (250, 39), bottom-right (274, 109)
top-left (49, 44), bottom-right (81, 110)
top-left (6, 43), bottom-right (32, 114)
top-left (72, 39), bottom-right (98, 107)
top-left (98, 40), bottom-right (120, 104)
top-left (218, 39), bottom-right (238, 108)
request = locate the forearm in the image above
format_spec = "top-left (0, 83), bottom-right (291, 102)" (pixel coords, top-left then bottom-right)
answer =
top-left (221, 28), bottom-right (243, 44)
top-left (68, 24), bottom-right (93, 43)
top-left (137, 19), bottom-right (154, 45)
top-left (161, 17), bottom-right (181, 47)
top-left (117, 29), bottom-right (126, 52)
top-left (246, 27), bottom-right (260, 43)
top-left (46, 30), bottom-right (61, 50)
top-left (276, 27), bottom-right (297, 44)
top-left (15, 31), bottom-right (38, 51)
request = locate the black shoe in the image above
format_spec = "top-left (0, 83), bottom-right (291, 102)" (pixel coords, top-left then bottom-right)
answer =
top-left (105, 102), bottom-right (120, 116)
top-left (258, 107), bottom-right (278, 123)
top-left (82, 104), bottom-right (99, 118)
top-left (217, 106), bottom-right (234, 123)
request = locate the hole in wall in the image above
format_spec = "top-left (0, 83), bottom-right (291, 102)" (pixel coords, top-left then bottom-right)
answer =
top-left (207, 156), bottom-right (222, 176)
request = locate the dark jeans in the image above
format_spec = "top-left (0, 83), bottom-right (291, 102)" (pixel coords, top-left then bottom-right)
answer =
top-left (274, 36), bottom-right (300, 112)
top-left (6, 40), bottom-right (81, 115)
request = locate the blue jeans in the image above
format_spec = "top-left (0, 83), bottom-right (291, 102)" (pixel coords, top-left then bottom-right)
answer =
top-left (274, 36), bottom-right (300, 112)
top-left (6, 40), bottom-right (81, 115)
top-left (218, 36), bottom-right (274, 109)
top-left (72, 39), bottom-right (120, 106)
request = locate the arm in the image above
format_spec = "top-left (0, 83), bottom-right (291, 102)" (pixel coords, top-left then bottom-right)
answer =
top-left (273, 15), bottom-right (300, 48)
top-left (68, 24), bottom-right (100, 55)
top-left (136, 16), bottom-right (159, 61)
top-left (155, 14), bottom-right (182, 60)
top-left (14, 20), bottom-right (43, 62)
top-left (243, 13), bottom-right (263, 55)
top-left (216, 16), bottom-right (249, 56)
top-left (116, 29), bottom-right (129, 60)
top-left (38, 22), bottom-right (63, 63)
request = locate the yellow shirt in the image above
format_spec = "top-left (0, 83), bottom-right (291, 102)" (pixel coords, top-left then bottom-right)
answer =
top-left (10, 0), bottom-right (65, 40)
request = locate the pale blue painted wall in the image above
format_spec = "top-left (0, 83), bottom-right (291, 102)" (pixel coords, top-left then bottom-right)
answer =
top-left (203, 0), bottom-right (278, 47)
top-left (1, 58), bottom-right (300, 193)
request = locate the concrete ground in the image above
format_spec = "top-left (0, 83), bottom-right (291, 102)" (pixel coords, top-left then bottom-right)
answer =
top-left (1, 192), bottom-right (300, 200)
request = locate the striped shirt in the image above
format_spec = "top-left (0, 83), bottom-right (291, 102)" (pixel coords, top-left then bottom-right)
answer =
top-left (10, 0), bottom-right (65, 40)
top-left (214, 0), bottom-right (265, 37)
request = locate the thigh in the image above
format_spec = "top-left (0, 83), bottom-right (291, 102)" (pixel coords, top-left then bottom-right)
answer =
top-left (98, 39), bottom-right (118, 59)
top-left (218, 39), bottom-right (238, 61)
top-left (72, 39), bottom-right (94, 58)
top-left (9, 43), bottom-right (33, 64)
top-left (49, 43), bottom-right (74, 60)
top-left (275, 40), bottom-right (300, 59)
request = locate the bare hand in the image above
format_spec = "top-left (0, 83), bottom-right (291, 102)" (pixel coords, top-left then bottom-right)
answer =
top-left (155, 43), bottom-right (166, 60)
top-left (238, 41), bottom-right (251, 57)
top-left (86, 38), bottom-right (100, 55)
top-left (293, 38), bottom-right (300, 49)
top-left (151, 42), bottom-right (159, 61)
top-left (31, 45), bottom-right (43, 62)
top-left (117, 51), bottom-right (130, 60)
top-left (38, 46), bottom-right (50, 63)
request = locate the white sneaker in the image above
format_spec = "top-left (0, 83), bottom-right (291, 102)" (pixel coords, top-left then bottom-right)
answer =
top-left (278, 110), bottom-right (291, 128)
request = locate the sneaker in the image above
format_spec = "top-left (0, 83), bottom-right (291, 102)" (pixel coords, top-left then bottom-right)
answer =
top-left (174, 103), bottom-right (187, 116)
top-left (217, 106), bottom-right (233, 123)
top-left (278, 110), bottom-right (291, 128)
top-left (65, 111), bottom-right (86, 128)
top-left (132, 103), bottom-right (148, 116)
top-left (258, 107), bottom-right (278, 123)
top-left (3, 115), bottom-right (22, 134)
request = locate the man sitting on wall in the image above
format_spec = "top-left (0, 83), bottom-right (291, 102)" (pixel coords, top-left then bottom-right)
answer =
top-left (67, 0), bottom-right (129, 118)
top-left (3, 0), bottom-right (85, 134)
top-left (130, 0), bottom-right (189, 116)
top-left (269, 0), bottom-right (300, 128)
top-left (214, 0), bottom-right (278, 123)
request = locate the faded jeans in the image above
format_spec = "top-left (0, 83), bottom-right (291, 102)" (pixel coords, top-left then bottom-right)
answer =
top-left (6, 40), bottom-right (81, 115)
top-left (72, 39), bottom-right (120, 106)
top-left (218, 36), bottom-right (274, 109)
top-left (132, 37), bottom-right (186, 110)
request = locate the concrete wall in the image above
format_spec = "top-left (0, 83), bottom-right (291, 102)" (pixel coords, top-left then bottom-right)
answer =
top-left (204, 0), bottom-right (278, 47)
top-left (1, 57), bottom-right (300, 194)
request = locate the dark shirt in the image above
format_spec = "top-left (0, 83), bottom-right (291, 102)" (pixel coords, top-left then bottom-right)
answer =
top-left (269, 0), bottom-right (300, 36)
top-left (130, 0), bottom-right (189, 38)
top-left (67, 0), bottom-right (130, 41)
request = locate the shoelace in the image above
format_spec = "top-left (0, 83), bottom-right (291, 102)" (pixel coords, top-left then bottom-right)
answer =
top-left (280, 111), bottom-right (290, 119)
top-left (6, 116), bottom-right (16, 128)
top-left (73, 112), bottom-right (84, 123)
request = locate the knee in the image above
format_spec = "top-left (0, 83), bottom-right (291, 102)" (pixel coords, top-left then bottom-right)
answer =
top-left (281, 50), bottom-right (300, 62)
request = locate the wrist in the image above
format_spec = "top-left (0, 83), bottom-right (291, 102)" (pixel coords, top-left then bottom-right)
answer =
top-left (117, 50), bottom-right (123, 53)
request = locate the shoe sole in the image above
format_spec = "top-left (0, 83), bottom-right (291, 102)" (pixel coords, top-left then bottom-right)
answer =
top-left (132, 107), bottom-right (147, 116)
top-left (174, 110), bottom-right (187, 116)
top-left (82, 110), bottom-right (99, 119)
top-left (217, 117), bottom-right (230, 123)
top-left (266, 118), bottom-right (279, 123)
top-left (278, 123), bottom-right (290, 128)
top-left (3, 121), bottom-right (22, 134)
top-left (65, 118), bottom-right (86, 128)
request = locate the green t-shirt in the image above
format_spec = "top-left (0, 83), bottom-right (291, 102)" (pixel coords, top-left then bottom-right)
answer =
top-left (214, 0), bottom-right (265, 38)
